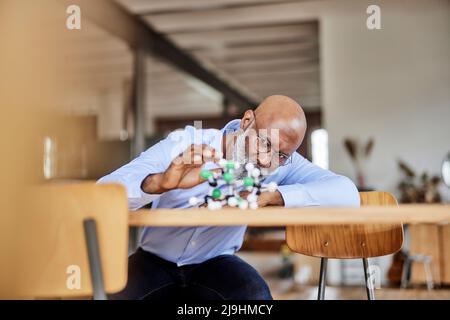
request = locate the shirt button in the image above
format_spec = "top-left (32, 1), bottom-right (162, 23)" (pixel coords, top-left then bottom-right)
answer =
top-left (191, 241), bottom-right (196, 246)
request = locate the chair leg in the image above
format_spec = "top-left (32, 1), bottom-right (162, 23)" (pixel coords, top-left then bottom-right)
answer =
top-left (362, 258), bottom-right (375, 300)
top-left (84, 218), bottom-right (107, 300)
top-left (424, 259), bottom-right (434, 290)
top-left (318, 258), bottom-right (327, 300)
top-left (400, 257), bottom-right (411, 289)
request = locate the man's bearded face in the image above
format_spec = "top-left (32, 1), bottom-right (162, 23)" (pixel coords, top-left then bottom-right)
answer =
top-left (231, 127), bottom-right (280, 179)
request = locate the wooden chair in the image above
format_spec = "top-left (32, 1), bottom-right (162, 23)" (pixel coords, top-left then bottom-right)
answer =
top-left (4, 183), bottom-right (129, 299)
top-left (286, 192), bottom-right (403, 300)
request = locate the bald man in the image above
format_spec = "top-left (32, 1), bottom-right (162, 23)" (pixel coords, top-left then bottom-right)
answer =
top-left (99, 95), bottom-right (360, 300)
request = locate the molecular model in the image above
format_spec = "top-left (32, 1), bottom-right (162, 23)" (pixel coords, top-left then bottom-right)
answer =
top-left (189, 160), bottom-right (278, 210)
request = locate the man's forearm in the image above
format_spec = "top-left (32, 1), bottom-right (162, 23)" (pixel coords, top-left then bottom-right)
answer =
top-left (259, 190), bottom-right (285, 207)
top-left (277, 176), bottom-right (360, 208)
top-left (141, 173), bottom-right (167, 194)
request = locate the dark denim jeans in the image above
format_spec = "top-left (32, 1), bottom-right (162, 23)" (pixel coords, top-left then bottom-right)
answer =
top-left (110, 248), bottom-right (273, 300)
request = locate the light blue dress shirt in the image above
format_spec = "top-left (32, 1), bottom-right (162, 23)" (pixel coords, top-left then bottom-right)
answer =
top-left (98, 119), bottom-right (360, 266)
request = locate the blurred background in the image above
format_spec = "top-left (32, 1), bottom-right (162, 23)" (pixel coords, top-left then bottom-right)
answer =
top-left (1, 0), bottom-right (449, 299)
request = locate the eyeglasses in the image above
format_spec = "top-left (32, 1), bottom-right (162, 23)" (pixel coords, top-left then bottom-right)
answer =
top-left (245, 111), bottom-right (292, 166)
top-left (255, 134), bottom-right (292, 166)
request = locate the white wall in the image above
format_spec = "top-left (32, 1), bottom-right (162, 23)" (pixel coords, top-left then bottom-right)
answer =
top-left (319, 0), bottom-right (450, 201)
top-left (285, 0), bottom-right (450, 285)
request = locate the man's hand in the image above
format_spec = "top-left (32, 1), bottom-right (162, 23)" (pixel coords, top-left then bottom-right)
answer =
top-left (239, 190), bottom-right (284, 207)
top-left (142, 144), bottom-right (220, 194)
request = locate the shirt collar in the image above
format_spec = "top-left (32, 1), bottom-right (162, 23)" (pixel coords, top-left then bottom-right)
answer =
top-left (209, 119), bottom-right (241, 154)
top-left (222, 119), bottom-right (241, 133)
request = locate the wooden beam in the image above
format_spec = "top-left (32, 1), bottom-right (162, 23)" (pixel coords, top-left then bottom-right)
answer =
top-left (147, 90), bottom-right (216, 101)
top-left (246, 79), bottom-right (320, 91)
top-left (117, 0), bottom-right (292, 15)
top-left (253, 90), bottom-right (320, 99)
top-left (249, 95), bottom-right (321, 108)
top-left (146, 93), bottom-right (220, 106)
top-left (168, 23), bottom-right (317, 49)
top-left (143, 1), bottom-right (322, 33)
top-left (194, 47), bottom-right (318, 63)
top-left (233, 68), bottom-right (319, 82)
top-left (224, 61), bottom-right (319, 76)
top-left (192, 41), bottom-right (317, 57)
top-left (218, 57), bottom-right (319, 74)
top-left (250, 84), bottom-right (320, 93)
top-left (146, 104), bottom-right (222, 117)
top-left (147, 81), bottom-right (207, 94)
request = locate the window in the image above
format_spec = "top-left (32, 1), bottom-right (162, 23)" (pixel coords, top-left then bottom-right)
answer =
top-left (311, 128), bottom-right (329, 170)
top-left (43, 136), bottom-right (56, 179)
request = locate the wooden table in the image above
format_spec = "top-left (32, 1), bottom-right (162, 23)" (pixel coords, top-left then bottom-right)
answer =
top-left (129, 204), bottom-right (450, 227)
top-left (129, 204), bottom-right (450, 285)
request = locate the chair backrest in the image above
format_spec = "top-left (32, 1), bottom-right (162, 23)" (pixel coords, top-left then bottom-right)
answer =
top-left (4, 182), bottom-right (129, 298)
top-left (286, 192), bottom-right (404, 259)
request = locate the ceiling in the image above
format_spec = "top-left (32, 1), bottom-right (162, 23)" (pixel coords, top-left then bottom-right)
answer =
top-left (117, 0), bottom-right (321, 110)
top-left (63, 0), bottom-right (321, 138)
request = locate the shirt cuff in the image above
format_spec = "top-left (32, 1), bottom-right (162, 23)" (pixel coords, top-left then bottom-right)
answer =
top-left (277, 184), bottom-right (319, 208)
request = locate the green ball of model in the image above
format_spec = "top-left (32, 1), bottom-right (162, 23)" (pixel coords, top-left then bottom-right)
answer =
top-left (225, 162), bottom-right (235, 170)
top-left (212, 188), bottom-right (222, 199)
top-left (200, 169), bottom-right (213, 180)
top-left (243, 177), bottom-right (254, 187)
top-left (223, 172), bottom-right (234, 183)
